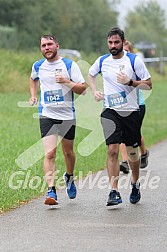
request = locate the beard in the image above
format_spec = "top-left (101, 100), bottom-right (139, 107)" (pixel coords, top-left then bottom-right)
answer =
top-left (43, 50), bottom-right (58, 60)
top-left (109, 44), bottom-right (123, 56)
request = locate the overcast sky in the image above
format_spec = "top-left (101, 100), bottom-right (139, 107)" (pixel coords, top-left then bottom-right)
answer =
top-left (117, 0), bottom-right (167, 27)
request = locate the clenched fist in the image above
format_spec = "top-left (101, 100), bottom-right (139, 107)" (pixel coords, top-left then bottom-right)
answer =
top-left (117, 72), bottom-right (130, 85)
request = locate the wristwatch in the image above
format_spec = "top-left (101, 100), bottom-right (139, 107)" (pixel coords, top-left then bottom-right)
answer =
top-left (128, 79), bottom-right (133, 86)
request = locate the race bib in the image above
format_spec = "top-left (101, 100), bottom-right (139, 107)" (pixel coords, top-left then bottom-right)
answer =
top-left (44, 89), bottom-right (64, 105)
top-left (107, 91), bottom-right (128, 108)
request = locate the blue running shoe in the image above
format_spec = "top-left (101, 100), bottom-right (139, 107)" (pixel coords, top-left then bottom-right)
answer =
top-left (130, 183), bottom-right (141, 204)
top-left (45, 189), bottom-right (58, 205)
top-left (106, 190), bottom-right (122, 206)
top-left (63, 173), bottom-right (77, 199)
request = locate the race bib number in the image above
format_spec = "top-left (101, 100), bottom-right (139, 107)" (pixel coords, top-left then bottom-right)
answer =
top-left (107, 91), bottom-right (127, 108)
top-left (44, 89), bottom-right (64, 105)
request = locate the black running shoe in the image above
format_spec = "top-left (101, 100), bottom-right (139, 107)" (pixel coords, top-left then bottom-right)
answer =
top-left (120, 161), bottom-right (130, 174)
top-left (106, 190), bottom-right (122, 206)
top-left (129, 183), bottom-right (141, 204)
top-left (140, 150), bottom-right (149, 169)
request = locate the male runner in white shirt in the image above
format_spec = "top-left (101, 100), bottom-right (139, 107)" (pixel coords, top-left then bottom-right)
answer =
top-left (29, 35), bottom-right (86, 205)
top-left (88, 27), bottom-right (152, 206)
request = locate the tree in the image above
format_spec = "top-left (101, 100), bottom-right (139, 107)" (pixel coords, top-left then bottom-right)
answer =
top-left (0, 0), bottom-right (118, 53)
top-left (124, 0), bottom-right (167, 56)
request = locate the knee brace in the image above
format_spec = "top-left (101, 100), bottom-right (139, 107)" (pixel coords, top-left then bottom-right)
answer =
top-left (126, 146), bottom-right (139, 162)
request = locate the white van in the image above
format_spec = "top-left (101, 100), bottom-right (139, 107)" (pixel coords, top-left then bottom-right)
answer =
top-left (58, 49), bottom-right (81, 61)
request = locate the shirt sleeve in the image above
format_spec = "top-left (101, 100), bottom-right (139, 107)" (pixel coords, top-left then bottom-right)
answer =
top-left (30, 62), bottom-right (39, 80)
top-left (134, 56), bottom-right (151, 80)
top-left (89, 57), bottom-right (101, 77)
top-left (70, 61), bottom-right (85, 83)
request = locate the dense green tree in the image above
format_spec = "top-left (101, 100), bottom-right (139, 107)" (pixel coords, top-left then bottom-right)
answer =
top-left (124, 0), bottom-right (167, 56)
top-left (0, 0), bottom-right (24, 26)
top-left (0, 0), bottom-right (118, 53)
top-left (75, 0), bottom-right (118, 53)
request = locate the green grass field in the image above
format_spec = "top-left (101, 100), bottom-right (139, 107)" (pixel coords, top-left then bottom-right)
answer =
top-left (0, 49), bottom-right (167, 212)
top-left (0, 92), bottom-right (108, 212)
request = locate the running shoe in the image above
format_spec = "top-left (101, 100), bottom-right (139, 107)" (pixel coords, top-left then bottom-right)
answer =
top-left (63, 173), bottom-right (77, 199)
top-left (140, 150), bottom-right (149, 169)
top-left (120, 161), bottom-right (130, 174)
top-left (44, 189), bottom-right (58, 205)
top-left (129, 183), bottom-right (141, 204)
top-left (106, 190), bottom-right (122, 206)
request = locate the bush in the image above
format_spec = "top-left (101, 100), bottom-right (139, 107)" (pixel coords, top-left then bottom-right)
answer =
top-left (0, 25), bottom-right (19, 49)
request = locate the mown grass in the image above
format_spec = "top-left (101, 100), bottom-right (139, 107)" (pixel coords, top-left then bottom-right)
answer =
top-left (0, 49), bottom-right (167, 212)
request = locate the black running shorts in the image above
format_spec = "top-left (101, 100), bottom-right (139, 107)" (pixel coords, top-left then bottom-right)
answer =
top-left (101, 109), bottom-right (141, 147)
top-left (39, 116), bottom-right (76, 140)
top-left (139, 104), bottom-right (146, 124)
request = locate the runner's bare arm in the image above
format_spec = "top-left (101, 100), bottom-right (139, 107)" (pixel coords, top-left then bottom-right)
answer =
top-left (29, 77), bottom-right (39, 105)
top-left (55, 74), bottom-right (87, 94)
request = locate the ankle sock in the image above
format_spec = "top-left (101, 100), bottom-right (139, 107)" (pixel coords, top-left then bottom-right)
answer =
top-left (65, 173), bottom-right (73, 183)
top-left (48, 186), bottom-right (56, 192)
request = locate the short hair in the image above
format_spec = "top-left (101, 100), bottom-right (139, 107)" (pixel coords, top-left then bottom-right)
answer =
top-left (40, 35), bottom-right (58, 44)
top-left (107, 27), bottom-right (124, 41)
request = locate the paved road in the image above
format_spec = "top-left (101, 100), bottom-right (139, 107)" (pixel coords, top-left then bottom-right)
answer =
top-left (1, 139), bottom-right (167, 252)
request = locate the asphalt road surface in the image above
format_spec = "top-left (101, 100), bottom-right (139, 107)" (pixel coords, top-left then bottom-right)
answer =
top-left (0, 139), bottom-right (167, 252)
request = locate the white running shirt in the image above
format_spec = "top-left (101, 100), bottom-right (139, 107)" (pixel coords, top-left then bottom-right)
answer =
top-left (89, 51), bottom-right (151, 111)
top-left (31, 57), bottom-right (85, 120)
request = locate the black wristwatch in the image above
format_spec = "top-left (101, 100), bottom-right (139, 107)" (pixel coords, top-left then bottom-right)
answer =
top-left (128, 79), bottom-right (133, 86)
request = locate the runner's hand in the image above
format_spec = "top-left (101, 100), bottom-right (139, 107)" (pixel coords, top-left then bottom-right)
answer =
top-left (94, 91), bottom-right (104, 102)
top-left (55, 74), bottom-right (69, 84)
top-left (29, 97), bottom-right (38, 106)
top-left (117, 72), bottom-right (130, 85)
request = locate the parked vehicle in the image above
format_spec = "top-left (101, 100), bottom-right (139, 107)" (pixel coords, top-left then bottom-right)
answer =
top-left (58, 49), bottom-right (81, 61)
top-left (134, 41), bottom-right (156, 58)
